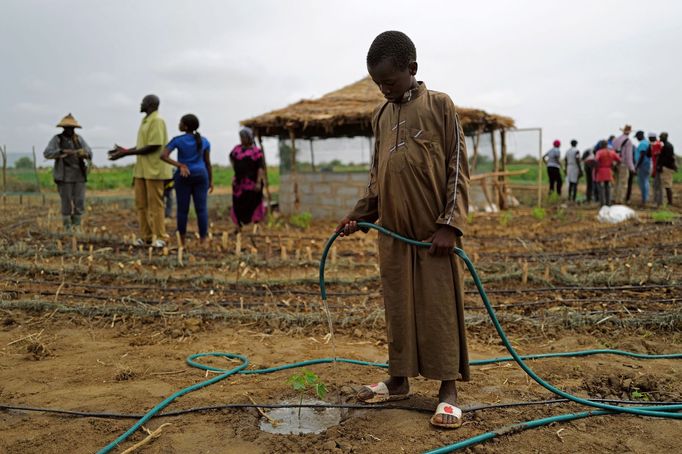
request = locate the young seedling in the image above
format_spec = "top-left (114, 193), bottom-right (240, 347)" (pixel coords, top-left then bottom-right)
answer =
top-left (287, 369), bottom-right (327, 423)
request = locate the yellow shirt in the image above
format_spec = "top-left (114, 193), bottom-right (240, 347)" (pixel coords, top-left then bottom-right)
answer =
top-left (133, 111), bottom-right (173, 180)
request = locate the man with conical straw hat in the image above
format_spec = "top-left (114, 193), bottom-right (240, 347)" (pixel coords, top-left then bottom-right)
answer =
top-left (43, 113), bottom-right (92, 231)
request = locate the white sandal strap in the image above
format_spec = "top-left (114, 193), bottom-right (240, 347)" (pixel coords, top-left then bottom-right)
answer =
top-left (434, 402), bottom-right (462, 419)
top-left (366, 382), bottom-right (389, 396)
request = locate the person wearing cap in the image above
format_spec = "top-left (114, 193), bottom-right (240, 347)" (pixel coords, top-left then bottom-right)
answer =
top-left (648, 133), bottom-right (664, 207)
top-left (612, 125), bottom-right (635, 204)
top-left (108, 95), bottom-right (173, 247)
top-left (543, 140), bottom-right (563, 197)
top-left (43, 113), bottom-right (93, 231)
top-left (564, 139), bottom-right (582, 202)
top-left (633, 131), bottom-right (652, 206)
top-left (229, 127), bottom-right (267, 233)
top-left (658, 132), bottom-right (677, 206)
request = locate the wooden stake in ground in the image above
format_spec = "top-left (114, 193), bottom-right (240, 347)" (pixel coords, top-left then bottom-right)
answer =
top-left (235, 233), bottom-right (242, 256)
top-left (222, 231), bottom-right (229, 250)
top-left (176, 231), bottom-right (184, 266)
top-left (521, 259), bottom-right (529, 284)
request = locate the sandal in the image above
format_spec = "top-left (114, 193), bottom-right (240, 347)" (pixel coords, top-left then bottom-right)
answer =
top-left (430, 402), bottom-right (463, 429)
top-left (357, 382), bottom-right (409, 404)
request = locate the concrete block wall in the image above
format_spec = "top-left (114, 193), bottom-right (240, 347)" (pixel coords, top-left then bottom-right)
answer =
top-left (279, 172), bottom-right (369, 219)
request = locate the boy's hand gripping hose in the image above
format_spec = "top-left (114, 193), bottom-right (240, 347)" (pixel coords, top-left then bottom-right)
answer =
top-left (98, 222), bottom-right (682, 454)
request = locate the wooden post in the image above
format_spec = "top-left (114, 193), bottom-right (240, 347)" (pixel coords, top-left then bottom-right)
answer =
top-left (490, 131), bottom-right (502, 208)
top-left (32, 146), bottom-right (41, 194)
top-left (289, 129), bottom-right (300, 211)
top-left (1, 144), bottom-right (6, 198)
top-left (537, 128), bottom-right (543, 207)
top-left (309, 139), bottom-right (316, 172)
top-left (255, 132), bottom-right (272, 211)
top-left (471, 131), bottom-right (481, 172)
top-left (499, 129), bottom-right (508, 210)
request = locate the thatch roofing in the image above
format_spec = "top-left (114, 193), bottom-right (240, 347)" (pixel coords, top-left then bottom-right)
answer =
top-left (241, 77), bottom-right (515, 139)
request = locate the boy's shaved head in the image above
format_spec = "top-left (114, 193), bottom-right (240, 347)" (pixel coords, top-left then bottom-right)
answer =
top-left (367, 31), bottom-right (416, 71)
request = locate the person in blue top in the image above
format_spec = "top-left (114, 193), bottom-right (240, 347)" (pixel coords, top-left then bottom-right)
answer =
top-left (161, 114), bottom-right (213, 245)
top-left (633, 130), bottom-right (651, 206)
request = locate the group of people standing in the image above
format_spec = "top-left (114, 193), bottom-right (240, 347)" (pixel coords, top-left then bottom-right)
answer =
top-left (544, 124), bottom-right (677, 207)
top-left (44, 95), bottom-right (267, 244)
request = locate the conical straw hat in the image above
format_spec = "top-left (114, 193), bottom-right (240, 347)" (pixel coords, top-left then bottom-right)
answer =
top-left (57, 113), bottom-right (82, 129)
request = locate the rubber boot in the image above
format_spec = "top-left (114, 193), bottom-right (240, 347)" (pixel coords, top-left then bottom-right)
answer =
top-left (62, 215), bottom-right (72, 232)
top-left (71, 214), bottom-right (82, 233)
top-left (666, 188), bottom-right (674, 206)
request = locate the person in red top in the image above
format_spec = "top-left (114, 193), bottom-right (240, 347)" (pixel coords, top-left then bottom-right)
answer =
top-left (594, 139), bottom-right (622, 206)
top-left (648, 132), bottom-right (664, 207)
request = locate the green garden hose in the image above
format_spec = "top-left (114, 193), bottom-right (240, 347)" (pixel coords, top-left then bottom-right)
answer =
top-left (98, 222), bottom-right (681, 454)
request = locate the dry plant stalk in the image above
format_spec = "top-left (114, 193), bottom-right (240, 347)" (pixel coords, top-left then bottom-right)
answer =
top-left (222, 231), bottom-right (228, 249)
top-left (235, 233), bottom-right (242, 256)
top-left (521, 259), bottom-right (529, 284)
top-left (244, 392), bottom-right (280, 426)
top-left (119, 423), bottom-right (172, 454)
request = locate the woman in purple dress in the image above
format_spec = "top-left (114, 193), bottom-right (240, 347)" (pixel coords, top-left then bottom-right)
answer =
top-left (229, 127), bottom-right (266, 231)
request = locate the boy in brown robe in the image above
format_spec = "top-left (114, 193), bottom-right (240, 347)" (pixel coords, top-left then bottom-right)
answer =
top-left (337, 31), bottom-right (470, 429)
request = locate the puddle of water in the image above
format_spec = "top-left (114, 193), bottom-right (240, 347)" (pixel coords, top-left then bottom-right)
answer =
top-left (259, 399), bottom-right (342, 435)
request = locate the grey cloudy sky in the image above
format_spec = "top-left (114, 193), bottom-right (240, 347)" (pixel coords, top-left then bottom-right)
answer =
top-left (1, 0), bottom-right (681, 166)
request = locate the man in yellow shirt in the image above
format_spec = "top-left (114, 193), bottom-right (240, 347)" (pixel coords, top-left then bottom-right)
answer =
top-left (109, 94), bottom-right (173, 247)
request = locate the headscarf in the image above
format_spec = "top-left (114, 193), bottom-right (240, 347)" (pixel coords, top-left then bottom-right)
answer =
top-left (239, 127), bottom-right (254, 142)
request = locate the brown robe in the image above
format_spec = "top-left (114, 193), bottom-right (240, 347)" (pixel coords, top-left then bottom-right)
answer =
top-left (349, 82), bottom-right (470, 381)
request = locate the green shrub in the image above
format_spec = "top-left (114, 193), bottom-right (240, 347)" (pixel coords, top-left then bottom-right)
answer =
top-left (532, 207), bottom-right (546, 221)
top-left (499, 211), bottom-right (513, 227)
top-left (289, 212), bottom-right (312, 229)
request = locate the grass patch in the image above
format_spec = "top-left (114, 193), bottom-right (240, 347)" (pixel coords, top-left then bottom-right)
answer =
top-left (651, 210), bottom-right (677, 223)
top-left (532, 207), bottom-right (546, 221)
top-left (29, 165), bottom-right (281, 192)
top-left (289, 212), bottom-right (313, 229)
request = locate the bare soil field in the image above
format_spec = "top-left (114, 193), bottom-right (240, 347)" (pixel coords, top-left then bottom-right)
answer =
top-left (1, 198), bottom-right (681, 453)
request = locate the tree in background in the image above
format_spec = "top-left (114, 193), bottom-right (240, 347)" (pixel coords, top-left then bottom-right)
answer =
top-left (14, 156), bottom-right (34, 169)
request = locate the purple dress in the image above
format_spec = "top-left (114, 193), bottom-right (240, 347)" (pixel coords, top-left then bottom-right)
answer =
top-left (229, 144), bottom-right (265, 226)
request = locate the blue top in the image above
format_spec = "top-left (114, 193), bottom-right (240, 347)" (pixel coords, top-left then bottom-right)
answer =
top-left (166, 133), bottom-right (210, 175)
top-left (634, 139), bottom-right (651, 170)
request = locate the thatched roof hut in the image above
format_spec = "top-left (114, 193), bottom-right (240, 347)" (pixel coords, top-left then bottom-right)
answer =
top-left (242, 77), bottom-right (518, 214)
top-left (241, 76), bottom-right (515, 138)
